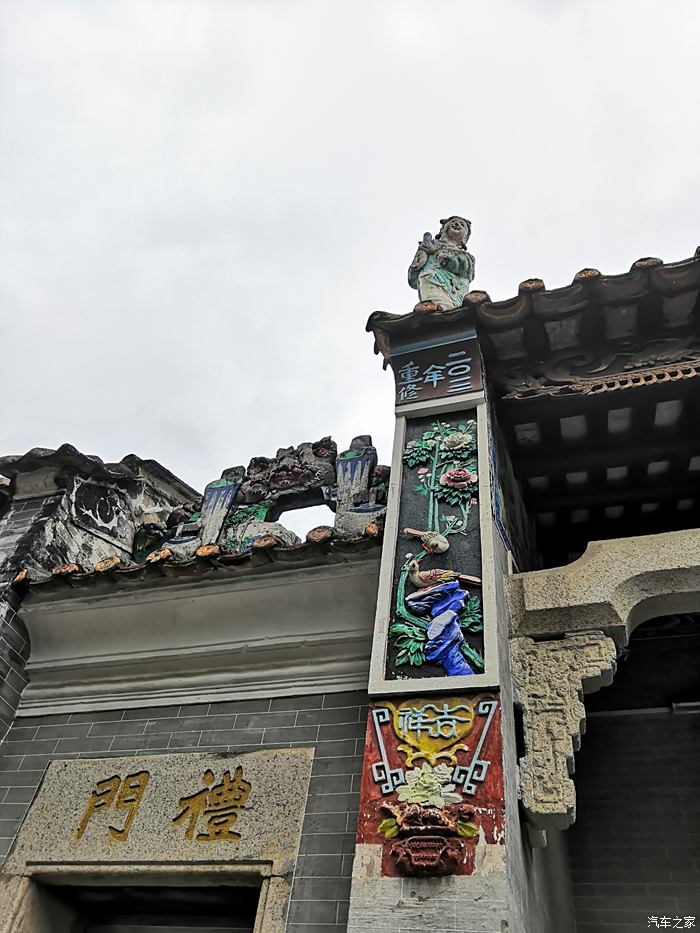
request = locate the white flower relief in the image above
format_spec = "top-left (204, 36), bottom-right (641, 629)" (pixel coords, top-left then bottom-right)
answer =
top-left (396, 762), bottom-right (463, 808)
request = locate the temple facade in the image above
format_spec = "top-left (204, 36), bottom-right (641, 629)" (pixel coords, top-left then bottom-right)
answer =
top-left (0, 235), bottom-right (698, 932)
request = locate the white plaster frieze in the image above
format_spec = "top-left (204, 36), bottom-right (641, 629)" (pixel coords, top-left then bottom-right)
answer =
top-left (17, 560), bottom-right (378, 714)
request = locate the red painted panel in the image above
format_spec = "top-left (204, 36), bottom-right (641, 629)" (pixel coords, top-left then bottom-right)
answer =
top-left (356, 693), bottom-right (504, 877)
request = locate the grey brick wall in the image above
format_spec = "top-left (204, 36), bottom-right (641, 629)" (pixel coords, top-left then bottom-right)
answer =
top-left (0, 590), bottom-right (29, 740)
top-left (0, 496), bottom-right (50, 740)
top-left (0, 496), bottom-right (48, 569)
top-left (567, 710), bottom-right (700, 933)
top-left (0, 690), bottom-right (368, 932)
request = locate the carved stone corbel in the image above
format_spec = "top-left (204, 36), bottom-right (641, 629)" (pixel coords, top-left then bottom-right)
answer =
top-left (511, 632), bottom-right (617, 840)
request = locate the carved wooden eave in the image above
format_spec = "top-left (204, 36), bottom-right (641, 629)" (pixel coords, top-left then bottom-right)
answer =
top-left (507, 528), bottom-right (700, 838)
top-left (423, 247), bottom-right (700, 565)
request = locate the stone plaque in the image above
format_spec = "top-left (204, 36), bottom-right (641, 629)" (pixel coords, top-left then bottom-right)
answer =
top-left (391, 333), bottom-right (482, 406)
top-left (356, 694), bottom-right (504, 877)
top-left (4, 748), bottom-right (313, 875)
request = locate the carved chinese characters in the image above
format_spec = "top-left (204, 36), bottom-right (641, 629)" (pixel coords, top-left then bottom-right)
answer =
top-left (74, 765), bottom-right (252, 846)
top-left (357, 695), bottom-right (504, 876)
top-left (4, 750), bottom-right (313, 931)
top-left (392, 340), bottom-right (482, 406)
top-left (386, 415), bottom-right (484, 681)
top-left (173, 767), bottom-right (252, 843)
top-left (77, 771), bottom-right (150, 842)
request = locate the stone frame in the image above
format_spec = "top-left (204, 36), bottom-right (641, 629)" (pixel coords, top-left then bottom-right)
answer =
top-left (368, 396), bottom-right (501, 695)
top-left (0, 863), bottom-right (287, 933)
top-left (0, 748), bottom-right (313, 931)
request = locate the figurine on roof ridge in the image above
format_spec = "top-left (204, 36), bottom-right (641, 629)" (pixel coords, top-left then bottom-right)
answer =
top-left (408, 216), bottom-right (475, 312)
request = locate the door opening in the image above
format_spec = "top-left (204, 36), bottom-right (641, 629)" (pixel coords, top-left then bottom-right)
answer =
top-left (38, 883), bottom-right (260, 932)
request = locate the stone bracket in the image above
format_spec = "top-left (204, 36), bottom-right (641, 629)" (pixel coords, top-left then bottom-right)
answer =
top-left (507, 528), bottom-right (700, 646)
top-left (511, 632), bottom-right (617, 835)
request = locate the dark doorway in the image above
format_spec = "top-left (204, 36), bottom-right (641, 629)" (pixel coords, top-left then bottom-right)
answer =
top-left (567, 614), bottom-right (700, 932)
top-left (45, 883), bottom-right (260, 932)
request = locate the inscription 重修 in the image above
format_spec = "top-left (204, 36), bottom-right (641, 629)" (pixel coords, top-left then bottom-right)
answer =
top-left (395, 349), bottom-right (478, 404)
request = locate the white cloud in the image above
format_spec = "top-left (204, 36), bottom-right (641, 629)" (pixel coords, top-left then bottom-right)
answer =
top-left (1, 0), bottom-right (698, 492)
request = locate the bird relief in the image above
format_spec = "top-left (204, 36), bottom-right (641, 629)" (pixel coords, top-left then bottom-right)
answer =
top-left (389, 419), bottom-right (483, 678)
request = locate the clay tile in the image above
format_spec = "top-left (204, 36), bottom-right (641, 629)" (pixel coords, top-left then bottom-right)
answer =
top-left (631, 256), bottom-right (663, 269)
top-left (95, 556), bottom-right (121, 573)
top-left (196, 544), bottom-right (220, 559)
top-left (574, 268), bottom-right (601, 281)
top-left (519, 278), bottom-right (545, 293)
top-left (306, 526), bottom-right (334, 545)
top-left (146, 548), bottom-right (172, 564)
top-left (52, 563), bottom-right (80, 576)
top-left (13, 569), bottom-right (28, 584)
top-left (365, 520), bottom-right (382, 538)
top-left (464, 290), bottom-right (490, 305)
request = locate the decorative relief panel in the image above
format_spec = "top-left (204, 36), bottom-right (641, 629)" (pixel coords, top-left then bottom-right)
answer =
top-left (495, 335), bottom-right (700, 400)
top-left (385, 414), bottom-right (484, 681)
top-left (356, 694), bottom-right (504, 876)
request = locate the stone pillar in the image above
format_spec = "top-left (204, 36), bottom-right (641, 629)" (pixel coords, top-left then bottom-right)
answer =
top-left (349, 312), bottom-right (573, 933)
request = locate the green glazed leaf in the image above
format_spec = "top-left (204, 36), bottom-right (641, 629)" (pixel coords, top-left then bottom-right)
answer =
top-left (378, 817), bottom-right (399, 838)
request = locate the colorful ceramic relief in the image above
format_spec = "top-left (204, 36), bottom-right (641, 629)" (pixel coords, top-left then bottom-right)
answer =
top-left (387, 416), bottom-right (484, 680)
top-left (357, 695), bottom-right (504, 876)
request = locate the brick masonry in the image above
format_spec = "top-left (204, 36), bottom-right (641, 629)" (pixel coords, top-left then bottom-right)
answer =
top-left (0, 591), bottom-right (29, 741)
top-left (0, 689), bottom-right (369, 933)
top-left (0, 496), bottom-right (49, 741)
top-left (567, 710), bottom-right (700, 933)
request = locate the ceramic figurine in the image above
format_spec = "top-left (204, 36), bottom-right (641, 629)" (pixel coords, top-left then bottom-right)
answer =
top-left (404, 579), bottom-right (475, 677)
top-left (408, 216), bottom-right (475, 311)
top-left (403, 527), bottom-right (450, 554)
top-left (408, 559), bottom-right (481, 588)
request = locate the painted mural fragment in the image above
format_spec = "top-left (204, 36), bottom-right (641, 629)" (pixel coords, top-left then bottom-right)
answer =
top-left (357, 695), bottom-right (504, 876)
top-left (386, 415), bottom-right (484, 680)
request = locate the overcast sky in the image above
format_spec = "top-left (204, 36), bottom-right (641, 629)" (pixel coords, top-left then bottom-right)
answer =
top-left (1, 1), bottom-right (699, 524)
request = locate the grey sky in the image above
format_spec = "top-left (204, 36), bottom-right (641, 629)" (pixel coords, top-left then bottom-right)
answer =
top-left (1, 0), bottom-right (699, 513)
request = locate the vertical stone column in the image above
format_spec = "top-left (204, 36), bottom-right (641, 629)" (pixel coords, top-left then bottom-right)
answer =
top-left (349, 314), bottom-right (571, 932)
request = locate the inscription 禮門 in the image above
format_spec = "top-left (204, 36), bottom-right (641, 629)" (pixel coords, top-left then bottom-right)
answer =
top-left (173, 767), bottom-right (252, 843)
top-left (76, 771), bottom-right (150, 842)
